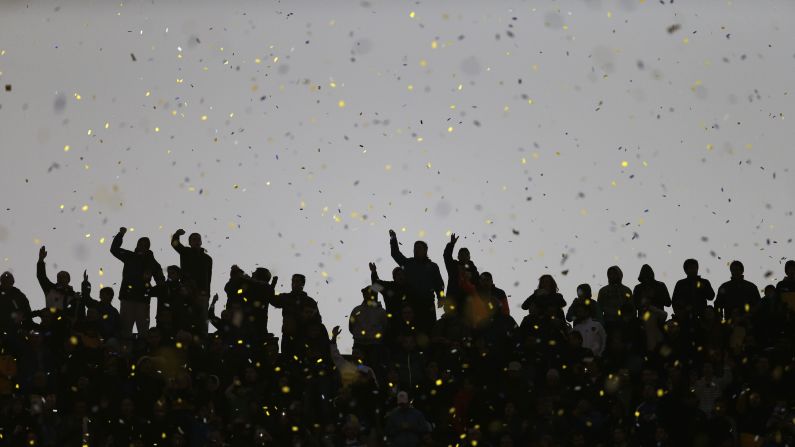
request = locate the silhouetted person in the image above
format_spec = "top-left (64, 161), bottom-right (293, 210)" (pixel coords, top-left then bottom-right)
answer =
top-left (348, 286), bottom-right (388, 367)
top-left (270, 274), bottom-right (320, 359)
top-left (79, 270), bottom-right (120, 340)
top-left (775, 260), bottom-right (795, 312)
top-left (672, 259), bottom-right (715, 320)
top-left (0, 272), bottom-right (31, 335)
top-left (110, 227), bottom-right (165, 337)
top-left (389, 229), bottom-right (444, 334)
top-left (633, 264), bottom-right (671, 311)
top-left (478, 272), bottom-right (509, 316)
top-left (369, 262), bottom-right (410, 324)
top-left (171, 229), bottom-right (212, 335)
top-left (384, 391), bottom-right (431, 446)
top-left (566, 283), bottom-right (604, 325)
top-left (597, 266), bottom-right (633, 327)
top-left (246, 267), bottom-right (277, 341)
top-left (36, 246), bottom-right (77, 312)
top-left (715, 261), bottom-right (761, 320)
top-left (571, 301), bottom-right (606, 357)
top-left (442, 233), bottom-right (478, 314)
top-left (521, 274), bottom-right (566, 320)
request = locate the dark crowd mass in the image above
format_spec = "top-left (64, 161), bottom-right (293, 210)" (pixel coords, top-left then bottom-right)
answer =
top-left (1, 227), bottom-right (794, 447)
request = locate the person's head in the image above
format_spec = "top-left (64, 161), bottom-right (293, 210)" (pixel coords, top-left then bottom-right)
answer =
top-left (413, 240), bottom-right (428, 259)
top-left (252, 268), bottom-right (271, 283)
top-left (361, 285), bottom-right (377, 302)
top-left (785, 260), bottom-right (795, 278)
top-left (229, 265), bottom-right (244, 279)
top-left (576, 283), bottom-right (592, 300)
top-left (392, 266), bottom-right (406, 283)
top-left (683, 259), bottom-right (699, 277)
top-left (166, 265), bottom-right (182, 282)
top-left (763, 284), bottom-right (776, 299)
top-left (0, 271), bottom-right (14, 289)
top-left (538, 274), bottom-right (558, 293)
top-left (480, 272), bottom-right (494, 289)
top-left (291, 274), bottom-right (306, 292)
top-left (638, 264), bottom-right (655, 283)
top-left (56, 270), bottom-right (70, 286)
top-left (396, 391), bottom-right (409, 408)
top-left (729, 260), bottom-right (744, 278)
top-left (188, 232), bottom-right (202, 249)
top-left (607, 266), bottom-right (623, 284)
top-left (135, 237), bottom-right (150, 253)
top-left (99, 287), bottom-right (114, 303)
top-left (458, 247), bottom-right (470, 263)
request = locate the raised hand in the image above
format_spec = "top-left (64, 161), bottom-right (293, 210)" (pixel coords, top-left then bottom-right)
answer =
top-left (118, 227), bottom-right (127, 235)
top-left (450, 233), bottom-right (459, 244)
top-left (368, 262), bottom-right (377, 273)
top-left (211, 293), bottom-right (219, 305)
top-left (174, 229), bottom-right (186, 237)
top-left (271, 276), bottom-right (278, 287)
top-left (331, 325), bottom-right (341, 342)
top-left (83, 270), bottom-right (88, 282)
top-left (38, 246), bottom-right (47, 261)
top-left (389, 229), bottom-right (397, 240)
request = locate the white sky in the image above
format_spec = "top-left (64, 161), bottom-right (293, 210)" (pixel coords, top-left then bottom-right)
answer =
top-left (1, 0), bottom-right (793, 351)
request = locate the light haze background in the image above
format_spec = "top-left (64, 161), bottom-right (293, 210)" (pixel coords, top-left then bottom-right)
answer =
top-left (0, 0), bottom-right (793, 352)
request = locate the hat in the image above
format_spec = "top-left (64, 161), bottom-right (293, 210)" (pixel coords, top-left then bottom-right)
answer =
top-left (396, 391), bottom-right (409, 404)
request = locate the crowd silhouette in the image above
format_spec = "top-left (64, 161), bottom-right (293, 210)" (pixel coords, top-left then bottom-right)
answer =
top-left (0, 227), bottom-right (794, 446)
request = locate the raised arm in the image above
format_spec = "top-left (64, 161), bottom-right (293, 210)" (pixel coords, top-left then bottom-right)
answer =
top-left (171, 228), bottom-right (187, 254)
top-left (110, 227), bottom-right (130, 262)
top-left (389, 229), bottom-right (408, 267)
top-left (36, 246), bottom-right (54, 293)
top-left (443, 233), bottom-right (458, 269)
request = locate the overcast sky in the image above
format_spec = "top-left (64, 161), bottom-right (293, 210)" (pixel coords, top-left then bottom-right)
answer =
top-left (1, 0), bottom-right (793, 351)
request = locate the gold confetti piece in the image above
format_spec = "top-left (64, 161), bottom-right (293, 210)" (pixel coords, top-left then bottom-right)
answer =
top-left (176, 78), bottom-right (183, 84)
top-left (431, 40), bottom-right (438, 49)
top-left (521, 157), bottom-right (527, 164)
top-left (407, 84), bottom-right (414, 91)
top-left (527, 99), bottom-right (534, 105)
top-left (81, 204), bottom-right (89, 212)
top-left (74, 93), bottom-right (82, 101)
top-left (409, 11), bottom-right (415, 18)
top-left (321, 271), bottom-right (329, 278)
top-left (337, 100), bottom-right (346, 108)
top-left (621, 160), bottom-right (629, 168)
top-left (447, 126), bottom-right (454, 132)
top-left (254, 58), bottom-right (262, 64)
top-left (154, 127), bottom-right (160, 132)
top-left (59, 204), bottom-right (64, 210)
top-left (610, 180), bottom-right (617, 187)
top-left (384, 164), bottom-right (392, 171)
top-left (706, 143), bottom-right (713, 151)
top-left (745, 143), bottom-right (753, 150)
top-left (87, 129), bottom-right (92, 135)
top-left (145, 91), bottom-right (151, 97)
top-left (419, 59), bottom-right (428, 67)
top-left (85, 233), bottom-right (91, 238)
top-left (98, 268), bottom-right (104, 276)
top-left (64, 145), bottom-right (70, 152)
top-left (682, 37), bottom-right (689, 44)
top-left (273, 56), bottom-right (279, 63)
top-left (201, 115), bottom-right (208, 121)
top-left (104, 122), bottom-right (109, 129)
top-left (457, 83), bottom-right (463, 91)
top-left (416, 136), bottom-right (423, 142)
top-left (607, 11), bottom-right (613, 18)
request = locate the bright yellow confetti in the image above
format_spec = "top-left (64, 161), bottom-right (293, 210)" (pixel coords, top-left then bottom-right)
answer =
top-left (254, 58), bottom-right (262, 64)
top-left (682, 37), bottom-right (689, 44)
top-left (99, 237), bottom-right (105, 244)
top-left (409, 11), bottom-right (415, 18)
top-left (431, 40), bottom-right (438, 49)
top-left (81, 204), bottom-right (89, 212)
top-left (154, 127), bottom-right (160, 132)
top-left (201, 115), bottom-right (208, 121)
top-left (706, 143), bottom-right (714, 151)
top-left (338, 100), bottom-right (346, 108)
top-left (384, 164), bottom-right (392, 171)
top-left (419, 59), bottom-right (428, 67)
top-left (621, 160), bottom-right (629, 168)
top-left (145, 91), bottom-right (151, 97)
top-left (64, 145), bottom-right (70, 152)
top-left (447, 126), bottom-right (454, 133)
top-left (74, 93), bottom-right (82, 101)
top-left (407, 84), bottom-right (414, 91)
top-left (273, 56), bottom-right (279, 63)
top-left (527, 99), bottom-right (534, 105)
top-left (87, 129), bottom-right (92, 136)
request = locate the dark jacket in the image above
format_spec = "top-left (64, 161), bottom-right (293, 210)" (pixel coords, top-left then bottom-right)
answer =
top-left (442, 241), bottom-right (479, 308)
top-left (110, 232), bottom-right (165, 302)
top-left (715, 276), bottom-right (761, 318)
top-left (672, 276), bottom-right (715, 318)
top-left (390, 239), bottom-right (444, 328)
top-left (0, 286), bottom-right (32, 333)
top-left (171, 235), bottom-right (213, 294)
top-left (633, 264), bottom-right (672, 310)
top-left (36, 260), bottom-right (78, 312)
